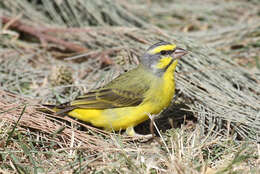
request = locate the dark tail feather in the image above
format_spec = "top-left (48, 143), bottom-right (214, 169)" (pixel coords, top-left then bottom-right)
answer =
top-left (37, 104), bottom-right (57, 114)
top-left (56, 106), bottom-right (77, 115)
top-left (42, 104), bottom-right (57, 109)
top-left (40, 103), bottom-right (77, 116)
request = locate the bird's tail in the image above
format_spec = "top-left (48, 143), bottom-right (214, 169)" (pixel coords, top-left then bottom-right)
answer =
top-left (37, 104), bottom-right (60, 114)
top-left (39, 103), bottom-right (76, 115)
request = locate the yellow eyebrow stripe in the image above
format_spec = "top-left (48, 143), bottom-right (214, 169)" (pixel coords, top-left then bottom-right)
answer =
top-left (148, 44), bottom-right (176, 54)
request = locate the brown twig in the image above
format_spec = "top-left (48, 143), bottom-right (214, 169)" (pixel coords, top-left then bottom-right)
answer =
top-left (1, 16), bottom-right (87, 53)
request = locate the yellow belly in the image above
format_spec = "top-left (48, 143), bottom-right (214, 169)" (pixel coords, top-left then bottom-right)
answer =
top-left (68, 104), bottom-right (151, 131)
top-left (68, 99), bottom-right (169, 131)
top-left (68, 61), bottom-right (177, 131)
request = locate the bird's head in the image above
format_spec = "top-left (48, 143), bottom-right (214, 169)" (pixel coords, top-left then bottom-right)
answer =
top-left (141, 41), bottom-right (187, 75)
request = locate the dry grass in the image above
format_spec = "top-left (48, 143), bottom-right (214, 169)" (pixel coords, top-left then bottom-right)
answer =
top-left (0, 0), bottom-right (260, 173)
top-left (0, 89), bottom-right (258, 173)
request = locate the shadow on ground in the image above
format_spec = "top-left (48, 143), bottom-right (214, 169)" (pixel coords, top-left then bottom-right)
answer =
top-left (135, 102), bottom-right (196, 135)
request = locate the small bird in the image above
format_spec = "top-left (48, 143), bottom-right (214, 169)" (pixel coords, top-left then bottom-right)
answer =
top-left (44, 41), bottom-right (187, 137)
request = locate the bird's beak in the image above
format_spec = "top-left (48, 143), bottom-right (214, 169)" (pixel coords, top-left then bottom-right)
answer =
top-left (172, 47), bottom-right (188, 59)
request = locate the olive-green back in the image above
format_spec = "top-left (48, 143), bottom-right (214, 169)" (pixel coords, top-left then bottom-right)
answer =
top-left (70, 64), bottom-right (155, 109)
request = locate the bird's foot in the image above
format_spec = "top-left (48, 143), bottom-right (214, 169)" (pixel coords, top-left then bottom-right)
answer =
top-left (126, 127), bottom-right (153, 142)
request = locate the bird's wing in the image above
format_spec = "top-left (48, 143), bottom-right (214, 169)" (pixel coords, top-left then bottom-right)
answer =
top-left (70, 87), bottom-right (146, 109)
top-left (69, 66), bottom-right (151, 109)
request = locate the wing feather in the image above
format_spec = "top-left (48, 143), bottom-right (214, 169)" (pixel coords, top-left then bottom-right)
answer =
top-left (71, 87), bottom-right (145, 109)
top-left (58, 65), bottom-right (153, 112)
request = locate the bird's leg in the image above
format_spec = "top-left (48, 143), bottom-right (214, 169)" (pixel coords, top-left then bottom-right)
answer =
top-left (126, 126), bottom-right (153, 139)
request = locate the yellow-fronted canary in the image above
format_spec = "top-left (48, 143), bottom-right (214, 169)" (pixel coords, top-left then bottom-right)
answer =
top-left (44, 41), bottom-right (187, 136)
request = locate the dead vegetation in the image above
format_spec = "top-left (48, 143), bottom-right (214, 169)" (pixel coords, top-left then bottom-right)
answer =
top-left (0, 0), bottom-right (259, 173)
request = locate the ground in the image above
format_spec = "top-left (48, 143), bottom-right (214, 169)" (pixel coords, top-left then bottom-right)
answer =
top-left (0, 0), bottom-right (259, 173)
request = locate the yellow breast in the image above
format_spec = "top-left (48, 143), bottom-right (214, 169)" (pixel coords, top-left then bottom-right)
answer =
top-left (144, 60), bottom-right (177, 113)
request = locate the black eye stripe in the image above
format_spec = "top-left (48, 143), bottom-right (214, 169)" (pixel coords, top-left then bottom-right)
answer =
top-left (160, 50), bottom-right (167, 55)
top-left (160, 50), bottom-right (174, 55)
top-left (168, 50), bottom-right (174, 54)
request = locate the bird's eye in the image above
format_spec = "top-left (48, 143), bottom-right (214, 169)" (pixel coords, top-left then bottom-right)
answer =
top-left (160, 50), bottom-right (167, 55)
